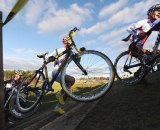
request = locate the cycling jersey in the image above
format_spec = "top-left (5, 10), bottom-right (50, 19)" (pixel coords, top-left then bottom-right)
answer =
top-left (127, 18), bottom-right (160, 47)
top-left (4, 79), bottom-right (21, 89)
top-left (47, 48), bottom-right (66, 82)
top-left (47, 48), bottom-right (66, 69)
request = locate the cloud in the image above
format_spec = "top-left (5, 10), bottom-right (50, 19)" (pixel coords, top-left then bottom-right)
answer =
top-left (37, 3), bottom-right (92, 34)
top-left (4, 56), bottom-right (40, 70)
top-left (3, 47), bottom-right (45, 70)
top-left (0, 0), bottom-right (17, 17)
top-left (12, 48), bottom-right (38, 54)
top-left (84, 2), bottom-right (94, 8)
top-left (4, 47), bottom-right (61, 73)
top-left (4, 53), bottom-right (59, 74)
top-left (25, 1), bottom-right (92, 34)
top-left (82, 40), bottom-right (96, 47)
top-left (99, 0), bottom-right (128, 18)
top-left (107, 0), bottom-right (158, 26)
top-left (25, 0), bottom-right (57, 25)
top-left (98, 26), bottom-right (126, 42)
top-left (25, 1), bottom-right (44, 24)
top-left (97, 26), bottom-right (128, 55)
top-left (81, 0), bottom-right (159, 35)
top-left (80, 20), bottom-right (108, 35)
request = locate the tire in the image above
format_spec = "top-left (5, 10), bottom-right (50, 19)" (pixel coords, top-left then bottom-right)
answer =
top-left (16, 71), bottom-right (45, 112)
top-left (61, 50), bottom-right (115, 102)
top-left (9, 93), bottom-right (40, 119)
top-left (114, 51), bottom-right (146, 85)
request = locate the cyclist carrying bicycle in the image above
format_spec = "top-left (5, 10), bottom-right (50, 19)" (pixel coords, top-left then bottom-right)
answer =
top-left (126, 4), bottom-right (160, 55)
top-left (47, 36), bottom-right (75, 114)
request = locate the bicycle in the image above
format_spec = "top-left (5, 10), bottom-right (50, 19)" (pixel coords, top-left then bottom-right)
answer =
top-left (15, 27), bottom-right (115, 113)
top-left (4, 77), bottom-right (40, 119)
top-left (114, 33), bottom-right (160, 86)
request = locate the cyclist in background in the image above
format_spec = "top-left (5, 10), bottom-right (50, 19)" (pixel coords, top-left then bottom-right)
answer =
top-left (4, 70), bottom-right (23, 101)
top-left (4, 70), bottom-right (23, 124)
top-left (47, 36), bottom-right (75, 114)
top-left (127, 4), bottom-right (160, 54)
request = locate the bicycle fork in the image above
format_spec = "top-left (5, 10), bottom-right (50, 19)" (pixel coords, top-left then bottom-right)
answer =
top-left (124, 51), bottom-right (133, 74)
top-left (71, 54), bottom-right (88, 75)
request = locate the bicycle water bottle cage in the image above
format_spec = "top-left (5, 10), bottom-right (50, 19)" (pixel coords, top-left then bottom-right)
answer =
top-left (37, 52), bottom-right (49, 58)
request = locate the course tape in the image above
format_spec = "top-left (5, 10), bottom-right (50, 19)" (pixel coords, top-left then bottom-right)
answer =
top-left (3, 0), bottom-right (28, 26)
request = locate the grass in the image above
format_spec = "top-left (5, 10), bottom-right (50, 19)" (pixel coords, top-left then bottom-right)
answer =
top-left (23, 78), bottom-right (109, 106)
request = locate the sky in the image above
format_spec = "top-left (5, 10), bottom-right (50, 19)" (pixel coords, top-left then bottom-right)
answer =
top-left (0, 0), bottom-right (160, 71)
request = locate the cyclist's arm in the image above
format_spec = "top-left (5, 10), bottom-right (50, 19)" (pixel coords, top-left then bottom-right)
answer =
top-left (4, 79), bottom-right (14, 89)
top-left (127, 19), bottom-right (150, 35)
top-left (46, 48), bottom-right (66, 64)
top-left (47, 48), bottom-right (65, 58)
top-left (153, 18), bottom-right (160, 31)
top-left (4, 79), bottom-right (12, 84)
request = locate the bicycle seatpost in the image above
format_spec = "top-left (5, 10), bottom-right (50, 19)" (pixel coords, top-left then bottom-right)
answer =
top-left (43, 56), bottom-right (49, 79)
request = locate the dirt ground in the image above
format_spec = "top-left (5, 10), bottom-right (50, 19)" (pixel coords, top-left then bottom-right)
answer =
top-left (76, 72), bottom-right (160, 130)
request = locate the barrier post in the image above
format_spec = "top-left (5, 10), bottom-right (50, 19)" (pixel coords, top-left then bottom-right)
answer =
top-left (0, 11), bottom-right (6, 130)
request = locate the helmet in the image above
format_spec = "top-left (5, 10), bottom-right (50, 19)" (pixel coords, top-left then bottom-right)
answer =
top-left (15, 70), bottom-right (23, 76)
top-left (62, 36), bottom-right (70, 42)
top-left (62, 37), bottom-right (67, 42)
top-left (147, 4), bottom-right (160, 16)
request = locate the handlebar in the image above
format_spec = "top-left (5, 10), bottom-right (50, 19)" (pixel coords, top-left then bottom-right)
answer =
top-left (67, 27), bottom-right (81, 52)
top-left (122, 18), bottom-right (160, 44)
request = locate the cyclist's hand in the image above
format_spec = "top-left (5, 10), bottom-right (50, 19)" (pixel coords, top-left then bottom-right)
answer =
top-left (54, 59), bottom-right (60, 66)
top-left (46, 56), bottom-right (55, 63)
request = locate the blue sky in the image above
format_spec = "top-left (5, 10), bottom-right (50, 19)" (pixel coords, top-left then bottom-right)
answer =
top-left (0, 0), bottom-right (160, 70)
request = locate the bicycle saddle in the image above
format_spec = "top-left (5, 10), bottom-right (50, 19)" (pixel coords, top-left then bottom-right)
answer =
top-left (37, 52), bottom-right (49, 58)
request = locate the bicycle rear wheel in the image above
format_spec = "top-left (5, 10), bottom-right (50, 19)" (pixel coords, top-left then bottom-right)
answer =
top-left (114, 51), bottom-right (146, 85)
top-left (61, 50), bottom-right (115, 102)
top-left (16, 71), bottom-right (45, 112)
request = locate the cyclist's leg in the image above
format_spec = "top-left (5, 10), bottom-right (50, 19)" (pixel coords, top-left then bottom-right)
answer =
top-left (133, 43), bottom-right (145, 76)
top-left (52, 71), bottom-right (64, 104)
top-left (52, 70), bottom-right (65, 115)
top-left (52, 71), bottom-right (64, 114)
top-left (52, 71), bottom-right (75, 101)
top-left (61, 75), bottom-right (75, 100)
top-left (53, 71), bottom-right (75, 114)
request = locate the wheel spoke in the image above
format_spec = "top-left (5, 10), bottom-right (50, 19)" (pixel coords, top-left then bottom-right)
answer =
top-left (61, 50), bottom-right (114, 102)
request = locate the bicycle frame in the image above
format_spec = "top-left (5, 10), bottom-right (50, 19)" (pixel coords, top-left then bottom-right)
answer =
top-left (27, 44), bottom-right (86, 92)
top-left (42, 47), bottom-right (86, 89)
top-left (145, 53), bottom-right (160, 67)
top-left (123, 47), bottom-right (160, 72)
top-left (22, 27), bottom-right (87, 94)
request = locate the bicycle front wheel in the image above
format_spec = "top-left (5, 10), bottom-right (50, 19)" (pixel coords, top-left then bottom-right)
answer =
top-left (16, 71), bottom-right (45, 112)
top-left (61, 50), bottom-right (115, 102)
top-left (114, 51), bottom-right (146, 85)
